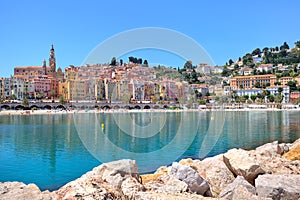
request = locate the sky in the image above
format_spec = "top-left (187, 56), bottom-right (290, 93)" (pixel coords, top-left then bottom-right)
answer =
top-left (1, 0), bottom-right (300, 77)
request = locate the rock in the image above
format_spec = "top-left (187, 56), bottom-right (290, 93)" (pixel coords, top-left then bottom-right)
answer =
top-left (121, 176), bottom-right (145, 198)
top-left (0, 181), bottom-right (54, 200)
top-left (141, 173), bottom-right (163, 184)
top-left (218, 176), bottom-right (255, 199)
top-left (189, 155), bottom-right (235, 197)
top-left (170, 162), bottom-right (210, 195)
top-left (134, 191), bottom-right (217, 200)
top-left (92, 159), bottom-right (141, 189)
top-left (283, 143), bottom-right (300, 161)
top-left (144, 174), bottom-right (188, 194)
top-left (223, 148), bottom-right (266, 184)
top-left (250, 148), bottom-right (300, 175)
top-left (255, 141), bottom-right (287, 155)
top-left (231, 185), bottom-right (271, 200)
top-left (255, 174), bottom-right (300, 200)
top-left (55, 176), bottom-right (123, 200)
top-left (55, 159), bottom-right (144, 199)
top-left (155, 165), bottom-right (169, 175)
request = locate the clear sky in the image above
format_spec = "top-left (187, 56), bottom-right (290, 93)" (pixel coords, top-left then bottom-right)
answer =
top-left (1, 0), bottom-right (300, 77)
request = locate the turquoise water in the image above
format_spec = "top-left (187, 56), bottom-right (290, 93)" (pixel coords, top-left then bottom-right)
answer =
top-left (0, 111), bottom-right (299, 191)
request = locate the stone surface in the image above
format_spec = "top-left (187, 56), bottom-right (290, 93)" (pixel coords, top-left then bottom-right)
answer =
top-left (255, 141), bottom-right (287, 156)
top-left (144, 174), bottom-right (188, 194)
top-left (0, 181), bottom-right (54, 200)
top-left (170, 162), bottom-right (210, 195)
top-left (191, 155), bottom-right (235, 197)
top-left (249, 148), bottom-right (300, 175)
top-left (92, 159), bottom-right (141, 190)
top-left (223, 148), bottom-right (266, 184)
top-left (255, 174), bottom-right (300, 200)
top-left (121, 176), bottom-right (145, 198)
top-left (134, 191), bottom-right (217, 200)
top-left (141, 173), bottom-right (164, 184)
top-left (218, 176), bottom-right (255, 199)
top-left (283, 143), bottom-right (300, 161)
top-left (55, 159), bottom-right (144, 199)
top-left (231, 185), bottom-right (271, 200)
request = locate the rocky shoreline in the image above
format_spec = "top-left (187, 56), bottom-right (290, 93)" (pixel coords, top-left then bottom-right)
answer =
top-left (1, 139), bottom-right (300, 200)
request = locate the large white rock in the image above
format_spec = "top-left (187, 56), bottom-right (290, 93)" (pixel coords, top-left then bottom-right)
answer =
top-left (180, 155), bottom-right (235, 197)
top-left (255, 174), bottom-right (300, 200)
top-left (218, 176), bottom-right (255, 199)
top-left (170, 162), bottom-right (210, 195)
top-left (223, 148), bottom-right (265, 184)
top-left (55, 159), bottom-right (144, 199)
top-left (0, 181), bottom-right (54, 200)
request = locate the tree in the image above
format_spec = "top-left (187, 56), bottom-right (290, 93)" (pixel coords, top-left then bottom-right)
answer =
top-left (278, 87), bottom-right (283, 94)
top-left (254, 81), bottom-right (261, 88)
top-left (252, 48), bottom-right (261, 56)
top-left (275, 94), bottom-right (284, 103)
top-left (120, 59), bottom-right (123, 66)
top-left (22, 97), bottom-right (29, 106)
top-left (110, 57), bottom-right (116, 66)
top-left (267, 95), bottom-right (275, 103)
top-left (228, 59), bottom-right (234, 65)
top-left (287, 81), bottom-right (297, 91)
top-left (138, 58), bottom-right (143, 64)
top-left (250, 94), bottom-right (257, 102)
top-left (143, 59), bottom-right (148, 67)
top-left (10, 94), bottom-right (17, 100)
top-left (184, 61), bottom-right (193, 69)
top-left (280, 42), bottom-right (290, 50)
top-left (295, 41), bottom-right (300, 48)
top-left (59, 96), bottom-right (67, 104)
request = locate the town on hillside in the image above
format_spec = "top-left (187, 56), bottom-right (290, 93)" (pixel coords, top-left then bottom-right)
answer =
top-left (1, 41), bottom-right (300, 109)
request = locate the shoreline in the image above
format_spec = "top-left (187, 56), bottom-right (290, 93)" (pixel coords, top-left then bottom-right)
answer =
top-left (0, 107), bottom-right (300, 116)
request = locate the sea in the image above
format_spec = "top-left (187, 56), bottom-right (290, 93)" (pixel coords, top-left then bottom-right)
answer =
top-left (0, 110), bottom-right (299, 191)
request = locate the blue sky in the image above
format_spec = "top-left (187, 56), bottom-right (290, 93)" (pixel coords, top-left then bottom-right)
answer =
top-left (1, 0), bottom-right (300, 77)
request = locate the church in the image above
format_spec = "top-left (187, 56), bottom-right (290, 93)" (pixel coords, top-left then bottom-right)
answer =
top-left (13, 45), bottom-right (64, 99)
top-left (14, 45), bottom-right (64, 82)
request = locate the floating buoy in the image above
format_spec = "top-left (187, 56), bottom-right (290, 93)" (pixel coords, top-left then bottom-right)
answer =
top-left (101, 123), bottom-right (105, 129)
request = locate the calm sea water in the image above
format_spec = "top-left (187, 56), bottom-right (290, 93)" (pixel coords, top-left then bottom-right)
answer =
top-left (0, 111), bottom-right (299, 191)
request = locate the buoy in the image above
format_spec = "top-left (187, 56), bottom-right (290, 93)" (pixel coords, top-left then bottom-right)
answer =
top-left (101, 123), bottom-right (105, 129)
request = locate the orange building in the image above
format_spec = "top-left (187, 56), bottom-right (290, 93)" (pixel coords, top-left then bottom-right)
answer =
top-left (230, 74), bottom-right (277, 89)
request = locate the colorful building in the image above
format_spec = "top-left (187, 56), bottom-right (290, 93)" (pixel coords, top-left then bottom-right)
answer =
top-left (230, 74), bottom-right (277, 89)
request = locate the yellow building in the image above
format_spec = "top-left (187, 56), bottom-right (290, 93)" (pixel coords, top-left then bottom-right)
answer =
top-left (279, 76), bottom-right (294, 86)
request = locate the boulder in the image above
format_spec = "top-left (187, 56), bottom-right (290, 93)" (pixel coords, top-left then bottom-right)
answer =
top-left (143, 174), bottom-right (188, 194)
top-left (134, 191), bottom-right (217, 200)
top-left (170, 162), bottom-right (210, 195)
top-left (55, 159), bottom-right (144, 199)
top-left (92, 159), bottom-right (141, 189)
top-left (218, 176), bottom-right (255, 199)
top-left (121, 176), bottom-right (145, 198)
top-left (179, 155), bottom-right (235, 197)
top-left (55, 176), bottom-right (123, 199)
top-left (0, 181), bottom-right (54, 200)
top-left (255, 141), bottom-right (288, 156)
top-left (231, 185), bottom-right (271, 200)
top-left (191, 155), bottom-right (235, 197)
top-left (250, 148), bottom-right (300, 175)
top-left (141, 173), bottom-right (164, 184)
top-left (255, 174), bottom-right (300, 200)
top-left (283, 143), bottom-right (300, 161)
top-left (223, 148), bottom-right (266, 184)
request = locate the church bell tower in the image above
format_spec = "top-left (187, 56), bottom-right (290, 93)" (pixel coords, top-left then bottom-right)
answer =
top-left (49, 44), bottom-right (56, 72)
